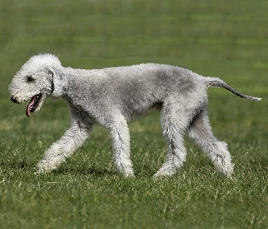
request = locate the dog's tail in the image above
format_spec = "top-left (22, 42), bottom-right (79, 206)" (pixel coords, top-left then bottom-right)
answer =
top-left (204, 77), bottom-right (262, 101)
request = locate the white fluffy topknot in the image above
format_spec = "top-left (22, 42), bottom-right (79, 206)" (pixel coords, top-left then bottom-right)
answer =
top-left (20, 53), bottom-right (62, 73)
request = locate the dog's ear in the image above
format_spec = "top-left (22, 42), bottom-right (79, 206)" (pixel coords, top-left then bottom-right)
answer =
top-left (45, 67), bottom-right (65, 97)
top-left (47, 69), bottom-right (54, 78)
top-left (46, 68), bottom-right (55, 95)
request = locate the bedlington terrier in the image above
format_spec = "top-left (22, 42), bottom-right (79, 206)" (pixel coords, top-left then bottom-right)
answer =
top-left (9, 54), bottom-right (261, 177)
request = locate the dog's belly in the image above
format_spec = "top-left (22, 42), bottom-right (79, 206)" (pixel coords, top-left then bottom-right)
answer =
top-left (121, 100), bottom-right (163, 121)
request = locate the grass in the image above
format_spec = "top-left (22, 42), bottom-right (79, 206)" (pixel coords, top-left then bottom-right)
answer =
top-left (0, 0), bottom-right (268, 228)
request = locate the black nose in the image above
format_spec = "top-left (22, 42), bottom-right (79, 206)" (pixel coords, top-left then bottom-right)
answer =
top-left (11, 96), bottom-right (19, 103)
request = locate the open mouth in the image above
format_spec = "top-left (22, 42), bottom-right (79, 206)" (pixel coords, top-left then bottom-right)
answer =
top-left (26, 94), bottom-right (42, 117)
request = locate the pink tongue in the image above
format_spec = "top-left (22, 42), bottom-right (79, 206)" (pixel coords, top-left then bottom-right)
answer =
top-left (26, 95), bottom-right (37, 117)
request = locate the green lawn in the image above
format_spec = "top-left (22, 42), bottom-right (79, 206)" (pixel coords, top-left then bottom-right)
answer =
top-left (0, 0), bottom-right (267, 228)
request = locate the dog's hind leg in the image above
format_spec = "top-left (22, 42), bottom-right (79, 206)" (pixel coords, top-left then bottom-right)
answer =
top-left (188, 109), bottom-right (234, 176)
top-left (154, 99), bottom-right (193, 177)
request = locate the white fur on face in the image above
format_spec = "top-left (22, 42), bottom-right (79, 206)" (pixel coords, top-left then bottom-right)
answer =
top-left (9, 53), bottom-right (62, 115)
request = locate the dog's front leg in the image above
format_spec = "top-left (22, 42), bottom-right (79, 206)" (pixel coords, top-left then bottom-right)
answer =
top-left (108, 115), bottom-right (134, 177)
top-left (36, 108), bottom-right (92, 174)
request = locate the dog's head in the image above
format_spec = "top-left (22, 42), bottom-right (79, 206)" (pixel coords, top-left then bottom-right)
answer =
top-left (9, 53), bottom-right (65, 117)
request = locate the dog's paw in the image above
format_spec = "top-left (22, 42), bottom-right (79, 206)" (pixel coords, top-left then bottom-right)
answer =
top-left (123, 170), bottom-right (135, 177)
top-left (34, 169), bottom-right (46, 175)
top-left (35, 157), bottom-right (65, 175)
top-left (213, 155), bottom-right (234, 177)
top-left (35, 162), bottom-right (54, 175)
top-left (117, 167), bottom-right (135, 177)
top-left (154, 167), bottom-right (175, 177)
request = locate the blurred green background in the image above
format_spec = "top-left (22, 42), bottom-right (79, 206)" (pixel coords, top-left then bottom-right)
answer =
top-left (0, 0), bottom-right (267, 229)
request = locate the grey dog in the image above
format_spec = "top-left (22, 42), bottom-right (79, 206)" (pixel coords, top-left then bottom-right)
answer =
top-left (9, 54), bottom-right (261, 176)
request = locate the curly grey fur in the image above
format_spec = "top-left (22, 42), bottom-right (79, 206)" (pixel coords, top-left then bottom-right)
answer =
top-left (8, 54), bottom-right (261, 177)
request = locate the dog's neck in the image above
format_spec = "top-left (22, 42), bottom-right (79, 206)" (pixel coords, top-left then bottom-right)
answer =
top-left (56, 67), bottom-right (85, 101)
top-left (50, 67), bottom-right (69, 98)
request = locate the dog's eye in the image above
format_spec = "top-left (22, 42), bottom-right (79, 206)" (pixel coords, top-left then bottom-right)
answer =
top-left (27, 76), bottom-right (34, 82)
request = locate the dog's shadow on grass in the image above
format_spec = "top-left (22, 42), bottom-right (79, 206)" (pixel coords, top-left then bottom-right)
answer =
top-left (1, 160), bottom-right (160, 177)
top-left (54, 167), bottom-right (118, 177)
top-left (0, 159), bottom-right (34, 171)
top-left (0, 160), bottom-right (118, 177)
top-left (54, 165), bottom-right (157, 177)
